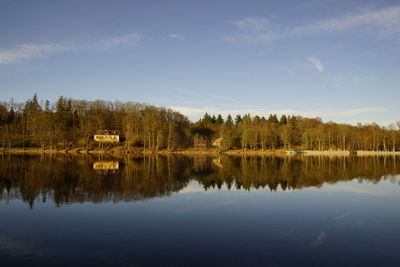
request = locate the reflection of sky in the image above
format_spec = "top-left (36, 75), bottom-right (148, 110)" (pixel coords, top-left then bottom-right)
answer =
top-left (0, 235), bottom-right (43, 257)
top-left (317, 182), bottom-right (396, 195)
top-left (179, 175), bottom-right (400, 195)
top-left (1, 176), bottom-right (400, 265)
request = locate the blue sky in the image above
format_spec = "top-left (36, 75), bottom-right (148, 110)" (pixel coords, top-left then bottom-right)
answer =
top-left (0, 0), bottom-right (399, 125)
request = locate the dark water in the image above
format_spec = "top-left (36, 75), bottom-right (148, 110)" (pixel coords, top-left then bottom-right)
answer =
top-left (1, 155), bottom-right (400, 266)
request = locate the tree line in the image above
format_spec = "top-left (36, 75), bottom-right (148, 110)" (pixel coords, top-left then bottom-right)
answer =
top-left (0, 94), bottom-right (399, 151)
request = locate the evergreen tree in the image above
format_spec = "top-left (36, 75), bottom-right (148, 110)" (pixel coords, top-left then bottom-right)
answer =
top-left (201, 113), bottom-right (212, 126)
top-left (45, 100), bottom-right (51, 111)
top-left (211, 115), bottom-right (217, 124)
top-left (279, 114), bottom-right (287, 125)
top-left (268, 114), bottom-right (279, 124)
top-left (7, 107), bottom-right (15, 124)
top-left (235, 114), bottom-right (242, 125)
top-left (216, 114), bottom-right (224, 124)
top-left (226, 114), bottom-right (233, 127)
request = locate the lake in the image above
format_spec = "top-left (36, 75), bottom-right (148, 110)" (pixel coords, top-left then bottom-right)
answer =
top-left (1, 154), bottom-right (400, 266)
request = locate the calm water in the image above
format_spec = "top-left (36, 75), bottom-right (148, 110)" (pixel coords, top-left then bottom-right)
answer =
top-left (1, 155), bottom-right (400, 266)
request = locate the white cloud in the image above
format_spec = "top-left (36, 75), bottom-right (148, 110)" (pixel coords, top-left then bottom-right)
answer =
top-left (232, 17), bottom-right (272, 33)
top-left (0, 33), bottom-right (141, 64)
top-left (307, 57), bottom-right (324, 72)
top-left (225, 5), bottom-right (400, 44)
top-left (168, 33), bottom-right (186, 40)
top-left (0, 44), bottom-right (70, 64)
top-left (169, 106), bottom-right (388, 123)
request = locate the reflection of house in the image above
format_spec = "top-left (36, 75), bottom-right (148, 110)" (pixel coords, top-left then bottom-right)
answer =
top-left (93, 161), bottom-right (119, 170)
top-left (94, 130), bottom-right (120, 143)
top-left (212, 138), bottom-right (224, 148)
top-left (93, 161), bottom-right (120, 174)
top-left (212, 158), bottom-right (223, 168)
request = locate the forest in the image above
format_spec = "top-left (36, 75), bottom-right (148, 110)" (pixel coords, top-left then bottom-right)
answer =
top-left (0, 94), bottom-right (399, 151)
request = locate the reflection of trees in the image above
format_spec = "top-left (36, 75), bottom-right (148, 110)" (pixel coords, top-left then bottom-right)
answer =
top-left (0, 155), bottom-right (190, 208)
top-left (198, 156), bottom-right (400, 191)
top-left (0, 155), bottom-right (399, 208)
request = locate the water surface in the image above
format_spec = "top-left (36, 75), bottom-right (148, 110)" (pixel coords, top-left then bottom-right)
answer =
top-left (1, 155), bottom-right (400, 266)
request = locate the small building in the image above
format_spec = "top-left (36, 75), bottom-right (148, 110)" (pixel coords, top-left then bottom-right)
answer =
top-left (93, 161), bottom-right (119, 174)
top-left (285, 149), bottom-right (305, 155)
top-left (94, 130), bottom-right (120, 143)
top-left (212, 137), bottom-right (224, 148)
top-left (93, 161), bottom-right (119, 171)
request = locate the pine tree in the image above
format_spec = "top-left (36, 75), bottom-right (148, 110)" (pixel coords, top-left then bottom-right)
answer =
top-left (216, 114), bottom-right (224, 124)
top-left (268, 114), bottom-right (279, 124)
top-left (235, 114), bottom-right (242, 125)
top-left (226, 114), bottom-right (233, 127)
top-left (211, 115), bottom-right (217, 124)
top-left (279, 114), bottom-right (287, 125)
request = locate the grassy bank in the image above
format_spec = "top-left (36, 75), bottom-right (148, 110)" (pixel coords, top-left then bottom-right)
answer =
top-left (2, 147), bottom-right (400, 156)
top-left (302, 150), bottom-right (350, 156)
top-left (356, 150), bottom-right (400, 156)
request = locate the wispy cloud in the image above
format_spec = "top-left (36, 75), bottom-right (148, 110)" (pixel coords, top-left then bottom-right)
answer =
top-left (232, 17), bottom-right (272, 33)
top-left (167, 33), bottom-right (186, 40)
top-left (307, 57), bottom-right (324, 72)
top-left (0, 33), bottom-right (141, 64)
top-left (225, 5), bottom-right (400, 44)
top-left (169, 106), bottom-right (388, 122)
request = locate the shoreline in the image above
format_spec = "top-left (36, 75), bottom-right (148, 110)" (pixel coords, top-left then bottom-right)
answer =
top-left (1, 147), bottom-right (400, 156)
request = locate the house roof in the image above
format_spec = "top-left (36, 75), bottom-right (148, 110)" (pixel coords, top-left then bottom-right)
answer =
top-left (96, 129), bottom-right (120, 135)
top-left (213, 138), bottom-right (224, 144)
